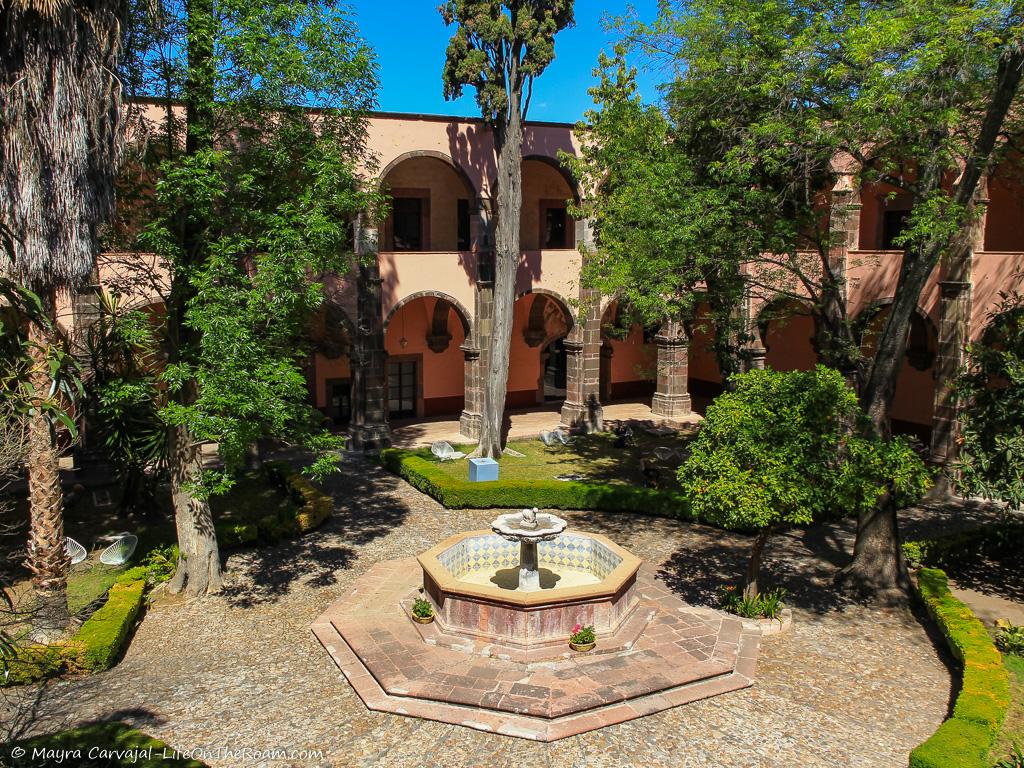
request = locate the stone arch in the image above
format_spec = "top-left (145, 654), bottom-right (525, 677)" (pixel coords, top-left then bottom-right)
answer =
top-left (515, 288), bottom-right (576, 342)
top-left (378, 150), bottom-right (479, 203)
top-left (520, 154), bottom-right (582, 205)
top-left (384, 290), bottom-right (473, 339)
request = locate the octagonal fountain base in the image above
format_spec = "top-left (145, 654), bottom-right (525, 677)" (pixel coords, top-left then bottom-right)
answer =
top-left (312, 556), bottom-right (761, 741)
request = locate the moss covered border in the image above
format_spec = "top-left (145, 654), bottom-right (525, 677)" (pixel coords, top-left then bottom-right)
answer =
top-left (380, 449), bottom-right (692, 517)
top-left (909, 567), bottom-right (1011, 768)
top-left (4, 577), bottom-right (146, 687)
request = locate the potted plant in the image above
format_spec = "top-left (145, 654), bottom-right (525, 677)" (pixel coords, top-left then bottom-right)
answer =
top-left (569, 623), bottom-right (596, 652)
top-left (411, 597), bottom-right (434, 624)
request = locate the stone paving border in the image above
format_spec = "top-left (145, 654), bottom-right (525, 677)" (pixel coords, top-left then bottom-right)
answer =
top-left (312, 558), bottom-right (760, 740)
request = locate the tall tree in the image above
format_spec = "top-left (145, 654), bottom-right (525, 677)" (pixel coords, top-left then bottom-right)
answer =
top-left (115, 0), bottom-right (379, 595)
top-left (1, 0), bottom-right (126, 637)
top-left (585, 0), bottom-right (1023, 601)
top-left (440, 0), bottom-right (574, 458)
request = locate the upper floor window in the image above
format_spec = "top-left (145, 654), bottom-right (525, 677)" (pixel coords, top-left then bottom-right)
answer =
top-left (457, 199), bottom-right (471, 251)
top-left (881, 208), bottom-right (911, 250)
top-left (393, 197), bottom-right (424, 251)
top-left (544, 205), bottom-right (568, 249)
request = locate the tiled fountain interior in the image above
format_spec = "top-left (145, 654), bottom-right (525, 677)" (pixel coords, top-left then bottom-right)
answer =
top-left (437, 533), bottom-right (623, 584)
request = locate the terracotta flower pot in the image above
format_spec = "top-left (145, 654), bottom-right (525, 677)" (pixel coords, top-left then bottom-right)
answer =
top-left (412, 613), bottom-right (434, 624)
top-left (569, 640), bottom-right (595, 652)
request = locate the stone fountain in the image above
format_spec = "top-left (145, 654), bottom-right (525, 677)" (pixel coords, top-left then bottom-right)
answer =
top-left (490, 507), bottom-right (567, 591)
top-left (313, 507), bottom-right (762, 742)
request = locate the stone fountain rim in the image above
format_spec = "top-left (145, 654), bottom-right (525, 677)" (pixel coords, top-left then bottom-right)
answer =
top-left (417, 529), bottom-right (643, 608)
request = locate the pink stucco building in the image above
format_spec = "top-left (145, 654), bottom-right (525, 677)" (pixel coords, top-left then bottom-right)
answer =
top-left (77, 110), bottom-right (1024, 457)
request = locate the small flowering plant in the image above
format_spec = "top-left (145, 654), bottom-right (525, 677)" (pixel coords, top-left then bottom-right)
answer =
top-left (412, 597), bottom-right (433, 619)
top-left (569, 623), bottom-right (596, 645)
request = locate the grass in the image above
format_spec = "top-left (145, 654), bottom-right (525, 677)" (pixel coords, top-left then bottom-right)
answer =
top-left (411, 430), bottom-right (694, 490)
top-left (383, 431), bottom-right (697, 515)
top-left (210, 469), bottom-right (297, 528)
top-left (66, 564), bottom-right (125, 615)
top-left (992, 652), bottom-right (1024, 762)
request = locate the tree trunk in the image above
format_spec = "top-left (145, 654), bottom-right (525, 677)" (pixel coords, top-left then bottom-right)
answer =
top-left (166, 423), bottom-right (222, 596)
top-left (743, 528), bottom-right (772, 601)
top-left (838, 48), bottom-right (1024, 600)
top-left (25, 295), bottom-right (69, 640)
top-left (476, 109), bottom-right (524, 458)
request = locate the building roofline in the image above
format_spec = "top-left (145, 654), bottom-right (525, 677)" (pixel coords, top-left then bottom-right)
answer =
top-left (128, 96), bottom-right (576, 129)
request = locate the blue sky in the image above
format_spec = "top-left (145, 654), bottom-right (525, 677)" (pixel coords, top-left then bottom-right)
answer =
top-left (349, 1), bottom-right (663, 123)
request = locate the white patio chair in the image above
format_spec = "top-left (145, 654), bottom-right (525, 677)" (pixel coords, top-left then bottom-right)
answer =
top-left (430, 441), bottom-right (465, 461)
top-left (653, 446), bottom-right (676, 462)
top-left (552, 428), bottom-right (575, 446)
top-left (99, 534), bottom-right (138, 566)
top-left (64, 537), bottom-right (88, 566)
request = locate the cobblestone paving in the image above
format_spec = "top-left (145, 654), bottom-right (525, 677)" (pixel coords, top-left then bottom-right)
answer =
top-left (4, 454), bottom-right (987, 768)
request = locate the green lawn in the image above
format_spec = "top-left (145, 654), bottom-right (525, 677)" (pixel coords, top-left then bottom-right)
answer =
top-left (993, 652), bottom-right (1024, 762)
top-left (418, 429), bottom-right (695, 490)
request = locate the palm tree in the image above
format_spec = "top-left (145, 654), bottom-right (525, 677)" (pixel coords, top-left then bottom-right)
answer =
top-left (1, 0), bottom-right (126, 639)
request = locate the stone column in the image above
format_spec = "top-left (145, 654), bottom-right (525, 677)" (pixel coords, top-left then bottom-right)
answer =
top-left (561, 217), bottom-right (603, 431)
top-left (739, 275), bottom-right (767, 372)
top-left (460, 196), bottom-right (494, 440)
top-left (930, 180), bottom-right (986, 489)
top-left (349, 221), bottom-right (391, 451)
top-left (651, 319), bottom-right (692, 419)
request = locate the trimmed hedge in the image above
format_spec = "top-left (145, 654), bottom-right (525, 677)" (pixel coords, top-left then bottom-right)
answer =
top-left (4, 578), bottom-right (146, 686)
top-left (64, 580), bottom-right (146, 672)
top-left (264, 461), bottom-right (332, 533)
top-left (909, 568), bottom-right (1011, 768)
top-left (380, 449), bottom-right (692, 517)
top-left (213, 462), bottom-right (332, 547)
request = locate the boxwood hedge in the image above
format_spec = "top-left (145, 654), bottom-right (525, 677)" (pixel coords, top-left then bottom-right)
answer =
top-left (380, 449), bottom-right (692, 517)
top-left (909, 567), bottom-right (1011, 768)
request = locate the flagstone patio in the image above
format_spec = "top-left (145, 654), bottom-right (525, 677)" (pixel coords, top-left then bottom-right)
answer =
top-left (3, 452), bottom-right (1000, 767)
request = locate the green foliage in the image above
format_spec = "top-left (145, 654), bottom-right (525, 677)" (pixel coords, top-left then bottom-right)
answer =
top-left (380, 449), bottom-right (691, 517)
top-left (113, 0), bottom-right (380, 506)
top-left (412, 598), bottom-right (433, 619)
top-left (910, 568), bottom-right (1011, 768)
top-left (678, 366), bottom-right (930, 533)
top-left (993, 743), bottom-right (1024, 768)
top-left (569, 624), bottom-right (595, 645)
top-left (9, 721), bottom-right (207, 767)
top-left (719, 586), bottom-right (787, 620)
top-left (263, 461), bottom-right (333, 535)
top-left (0, 277), bottom-right (83, 438)
top-left (115, 545), bottom-right (179, 587)
top-left (956, 293), bottom-right (1024, 509)
top-left (997, 627), bottom-right (1024, 657)
top-left (440, 0), bottom-right (574, 124)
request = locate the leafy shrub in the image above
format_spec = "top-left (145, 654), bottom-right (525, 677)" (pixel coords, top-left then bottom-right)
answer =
top-left (720, 586), bottom-right (787, 620)
top-left (380, 449), bottom-right (691, 517)
top-left (678, 367), bottom-right (929, 597)
top-left (412, 598), bottom-right (433, 619)
top-left (262, 461), bottom-right (332, 535)
top-left (116, 544), bottom-right (179, 586)
top-left (996, 625), bottom-right (1024, 656)
top-left (909, 568), bottom-right (1011, 768)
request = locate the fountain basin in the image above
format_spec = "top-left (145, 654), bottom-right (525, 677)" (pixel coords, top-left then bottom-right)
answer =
top-left (418, 530), bottom-right (641, 646)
